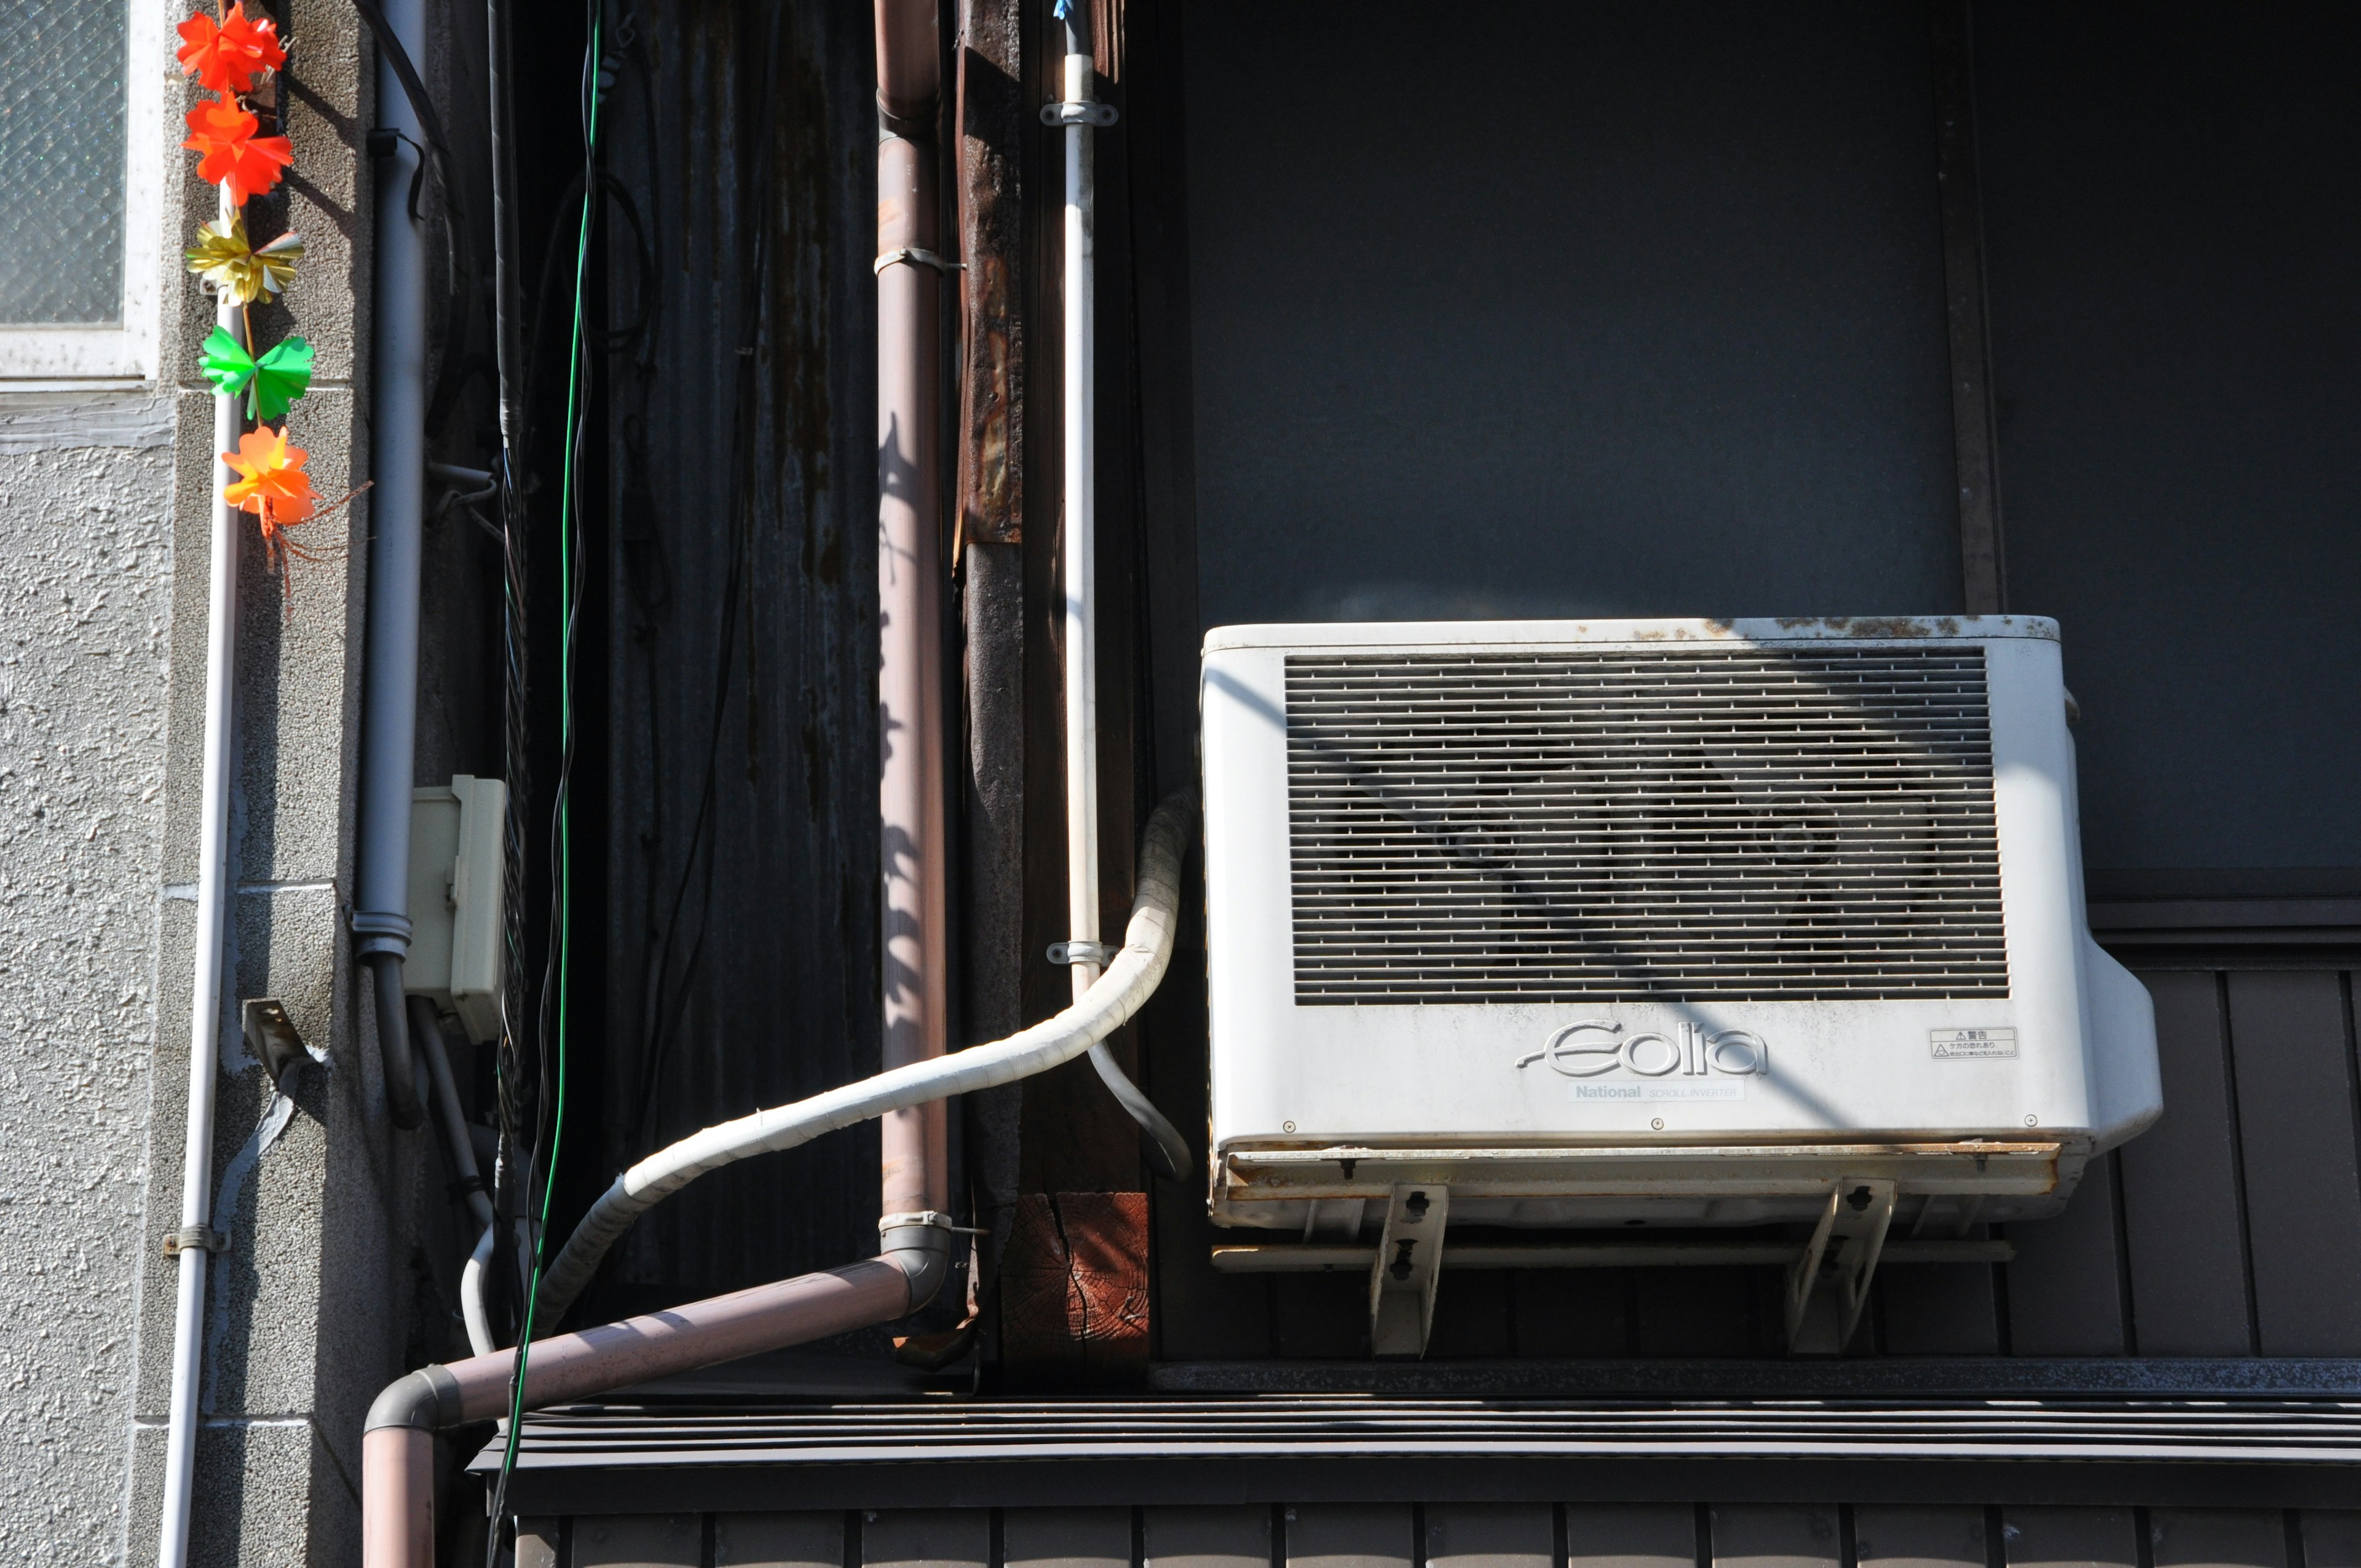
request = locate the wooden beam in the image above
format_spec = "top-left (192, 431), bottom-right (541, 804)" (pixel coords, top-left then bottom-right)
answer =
top-left (958, 0), bottom-right (1027, 1305)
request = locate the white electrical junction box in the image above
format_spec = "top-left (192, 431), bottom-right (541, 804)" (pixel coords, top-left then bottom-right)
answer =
top-left (406, 775), bottom-right (508, 1045)
top-left (1199, 616), bottom-right (2161, 1243)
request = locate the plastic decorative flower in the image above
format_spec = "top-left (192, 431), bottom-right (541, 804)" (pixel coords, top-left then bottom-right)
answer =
top-left (176, 3), bottom-right (286, 95)
top-left (222, 424), bottom-right (315, 526)
top-left (186, 215), bottom-right (303, 304)
top-left (184, 95), bottom-right (294, 205)
top-left (201, 327), bottom-right (314, 421)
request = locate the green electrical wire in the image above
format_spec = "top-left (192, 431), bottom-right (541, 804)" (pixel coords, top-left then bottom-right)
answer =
top-left (489, 2), bottom-right (603, 1541)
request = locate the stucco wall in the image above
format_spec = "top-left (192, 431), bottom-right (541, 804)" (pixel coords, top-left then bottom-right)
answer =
top-left (0, 408), bottom-right (174, 1562)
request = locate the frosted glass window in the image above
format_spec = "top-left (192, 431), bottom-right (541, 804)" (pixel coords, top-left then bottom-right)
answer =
top-left (0, 0), bottom-right (127, 324)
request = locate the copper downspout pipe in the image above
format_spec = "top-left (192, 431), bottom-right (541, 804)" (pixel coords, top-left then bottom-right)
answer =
top-left (360, 9), bottom-right (952, 1563)
top-left (876, 0), bottom-right (950, 1222)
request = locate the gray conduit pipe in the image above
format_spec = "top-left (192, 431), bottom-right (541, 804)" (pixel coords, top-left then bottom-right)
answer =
top-left (351, 0), bottom-right (431, 1131)
top-left (408, 996), bottom-right (499, 1353)
top-left (358, 796), bottom-right (1188, 1566)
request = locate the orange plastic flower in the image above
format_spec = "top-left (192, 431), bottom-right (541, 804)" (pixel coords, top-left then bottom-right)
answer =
top-left (176, 3), bottom-right (286, 95)
top-left (184, 95), bottom-right (293, 205)
top-left (222, 424), bottom-right (315, 526)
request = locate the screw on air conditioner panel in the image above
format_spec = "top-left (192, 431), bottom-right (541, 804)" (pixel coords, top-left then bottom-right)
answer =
top-left (2025, 1114), bottom-right (2038, 1127)
top-left (1651, 1118), bottom-right (1664, 1130)
top-left (1282, 1120), bottom-right (1296, 1133)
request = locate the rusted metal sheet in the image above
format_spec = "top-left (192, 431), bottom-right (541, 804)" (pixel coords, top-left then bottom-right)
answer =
top-left (957, 0), bottom-right (1024, 547)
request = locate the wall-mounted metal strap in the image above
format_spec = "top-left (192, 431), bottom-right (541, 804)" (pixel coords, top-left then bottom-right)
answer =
top-left (880, 1210), bottom-right (988, 1238)
top-left (162, 1226), bottom-right (229, 1257)
top-left (874, 247), bottom-right (963, 277)
top-left (1040, 100), bottom-right (1117, 127)
top-left (1047, 940), bottom-right (1118, 968)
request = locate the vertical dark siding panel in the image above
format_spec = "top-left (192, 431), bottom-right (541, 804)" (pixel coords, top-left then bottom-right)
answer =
top-left (718, 1513), bottom-right (847, 1568)
top-left (1565, 1507), bottom-right (1696, 1568)
top-left (2303, 1513), bottom-right (2361, 1568)
top-left (1426, 1505), bottom-right (1554, 1568)
top-left (1271, 1273), bottom-right (1368, 1358)
top-left (1147, 1507), bottom-right (1275, 1568)
top-left (1006, 1508), bottom-right (1134, 1568)
top-left (591, 0), bottom-right (881, 1315)
top-left (864, 1511), bottom-right (993, 1568)
top-left (1427, 1272), bottom-right (1514, 1358)
top-left (1709, 1507), bottom-right (1842, 1568)
top-left (2116, 971), bottom-right (2253, 1354)
top-left (2228, 972), bottom-right (2361, 1354)
top-left (1878, 1262), bottom-right (2002, 1354)
top-left (575, 1517), bottom-right (703, 1567)
top-left (2004, 1152), bottom-right (2130, 1354)
top-left (2148, 1513), bottom-right (2287, 1568)
top-left (1288, 1505), bottom-right (1415, 1568)
top-left (1512, 1270), bottom-right (1631, 1357)
top-left (2000, 1510), bottom-right (2138, 1568)
top-left (1855, 1508), bottom-right (1987, 1568)
top-left (1632, 1267), bottom-right (1754, 1358)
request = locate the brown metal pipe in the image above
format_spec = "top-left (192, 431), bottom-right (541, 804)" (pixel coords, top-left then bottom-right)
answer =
top-left (876, 0), bottom-right (949, 1219)
top-left (874, 0), bottom-right (941, 125)
top-left (362, 1257), bottom-right (917, 1568)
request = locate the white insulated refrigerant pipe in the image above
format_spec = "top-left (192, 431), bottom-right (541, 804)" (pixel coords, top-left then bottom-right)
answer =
top-left (1050, 5), bottom-right (1190, 1179)
top-left (156, 182), bottom-right (245, 1568)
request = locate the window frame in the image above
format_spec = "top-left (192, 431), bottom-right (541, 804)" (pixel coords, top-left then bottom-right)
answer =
top-left (0, 0), bottom-right (165, 386)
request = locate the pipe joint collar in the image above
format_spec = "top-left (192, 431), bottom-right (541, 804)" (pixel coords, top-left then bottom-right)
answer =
top-left (350, 911), bottom-right (414, 959)
top-left (365, 1363), bottom-right (464, 1434)
top-left (878, 1214), bottom-right (959, 1312)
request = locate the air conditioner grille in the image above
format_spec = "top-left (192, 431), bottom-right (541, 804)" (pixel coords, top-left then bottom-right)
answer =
top-left (1284, 646), bottom-right (2008, 1004)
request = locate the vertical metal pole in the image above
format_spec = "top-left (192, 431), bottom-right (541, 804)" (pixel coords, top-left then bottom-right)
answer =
top-left (1059, 41), bottom-right (1099, 1005)
top-left (158, 183), bottom-right (242, 1568)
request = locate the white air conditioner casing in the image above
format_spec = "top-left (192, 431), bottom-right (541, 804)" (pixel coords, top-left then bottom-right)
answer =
top-left (1200, 617), bottom-right (2161, 1234)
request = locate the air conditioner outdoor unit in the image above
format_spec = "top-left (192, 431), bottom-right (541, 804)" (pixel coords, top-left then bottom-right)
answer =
top-left (1199, 616), bottom-right (2161, 1352)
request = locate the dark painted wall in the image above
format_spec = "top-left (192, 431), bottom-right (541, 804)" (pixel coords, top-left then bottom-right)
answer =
top-left (1976, 4), bottom-right (2361, 893)
top-left (1181, 1), bottom-right (1962, 628)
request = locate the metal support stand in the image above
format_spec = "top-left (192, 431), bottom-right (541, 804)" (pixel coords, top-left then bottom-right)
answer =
top-left (1369, 1184), bottom-right (1449, 1357)
top-left (1784, 1178), bottom-right (1897, 1352)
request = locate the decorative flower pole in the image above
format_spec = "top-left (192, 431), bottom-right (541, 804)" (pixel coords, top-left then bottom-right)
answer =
top-left (178, 1), bottom-right (318, 560)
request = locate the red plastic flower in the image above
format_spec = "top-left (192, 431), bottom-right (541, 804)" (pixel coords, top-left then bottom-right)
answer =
top-left (184, 94), bottom-right (293, 205)
top-left (176, 3), bottom-right (287, 95)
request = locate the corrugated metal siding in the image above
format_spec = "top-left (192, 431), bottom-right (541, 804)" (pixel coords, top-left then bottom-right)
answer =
top-left (516, 1504), bottom-right (2361, 1568)
top-left (584, 0), bottom-right (885, 1317)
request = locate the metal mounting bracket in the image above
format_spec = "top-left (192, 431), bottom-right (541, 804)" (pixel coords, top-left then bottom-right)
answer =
top-left (1040, 100), bottom-right (1118, 127)
top-left (1046, 940), bottom-right (1118, 968)
top-left (1784, 1178), bottom-right (1897, 1352)
top-left (162, 1225), bottom-right (229, 1257)
top-left (1369, 1182), bottom-right (1449, 1358)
